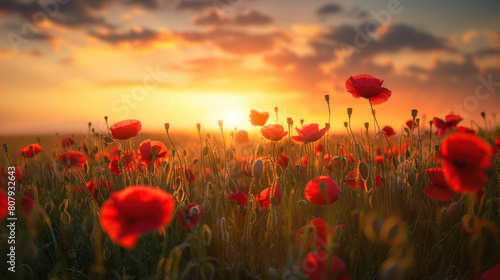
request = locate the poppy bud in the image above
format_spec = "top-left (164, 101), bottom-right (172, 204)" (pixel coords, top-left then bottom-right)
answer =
top-left (359, 162), bottom-right (370, 181)
top-left (347, 107), bottom-right (353, 116)
top-left (429, 120), bottom-right (433, 126)
top-left (300, 119), bottom-right (304, 125)
top-left (364, 122), bottom-right (370, 130)
top-left (287, 117), bottom-right (293, 126)
top-left (434, 145), bottom-right (439, 152)
top-left (88, 122), bottom-right (92, 128)
top-left (411, 109), bottom-right (418, 118)
top-left (196, 123), bottom-right (201, 131)
top-left (164, 123), bottom-right (170, 132)
top-left (252, 158), bottom-right (264, 179)
top-left (3, 144), bottom-right (8, 152)
top-left (481, 111), bottom-right (486, 119)
top-left (325, 123), bottom-right (330, 128)
top-left (218, 120), bottom-right (223, 128)
top-left (274, 107), bottom-right (278, 113)
top-left (343, 122), bottom-right (348, 128)
top-left (416, 118), bottom-right (420, 126)
top-left (104, 116), bottom-right (108, 122)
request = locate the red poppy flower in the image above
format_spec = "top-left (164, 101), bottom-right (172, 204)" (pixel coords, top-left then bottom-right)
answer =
top-left (315, 143), bottom-right (324, 154)
top-left (300, 156), bottom-right (308, 167)
top-left (492, 137), bottom-right (500, 155)
top-left (482, 263), bottom-right (500, 280)
top-left (177, 203), bottom-right (202, 229)
top-left (229, 191), bottom-right (248, 205)
top-left (423, 168), bottom-right (455, 201)
top-left (437, 133), bottom-right (491, 193)
top-left (0, 189), bottom-right (8, 220)
top-left (20, 144), bottom-right (42, 158)
top-left (61, 136), bottom-right (75, 148)
top-left (22, 196), bottom-right (35, 220)
top-left (261, 124), bottom-right (288, 141)
top-left (305, 176), bottom-right (341, 205)
top-left (301, 251), bottom-right (349, 280)
top-left (249, 110), bottom-right (269, 126)
top-left (256, 185), bottom-right (282, 209)
top-left (138, 140), bottom-right (168, 166)
top-left (296, 218), bottom-right (345, 251)
top-left (277, 153), bottom-right (289, 170)
top-left (74, 179), bottom-right (113, 201)
top-left (185, 168), bottom-right (195, 182)
top-left (382, 126), bottom-right (396, 137)
top-left (345, 74), bottom-right (391, 105)
top-left (456, 126), bottom-right (476, 136)
top-left (433, 115), bottom-right (462, 137)
top-left (235, 130), bottom-right (250, 145)
top-left (406, 120), bottom-right (417, 129)
top-left (375, 156), bottom-right (385, 165)
top-left (108, 151), bottom-right (138, 176)
top-left (110, 119), bottom-right (142, 140)
top-left (58, 151), bottom-right (86, 168)
top-left (99, 186), bottom-right (175, 248)
top-left (292, 124), bottom-right (330, 143)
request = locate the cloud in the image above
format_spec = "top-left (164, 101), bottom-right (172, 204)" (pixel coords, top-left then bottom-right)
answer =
top-left (476, 48), bottom-right (500, 58)
top-left (316, 3), bottom-right (342, 16)
top-left (324, 23), bottom-right (452, 61)
top-left (89, 27), bottom-right (166, 48)
top-left (178, 28), bottom-right (292, 55)
top-left (192, 9), bottom-right (273, 26)
top-left (233, 10), bottom-right (273, 25)
top-left (177, 0), bottom-right (213, 11)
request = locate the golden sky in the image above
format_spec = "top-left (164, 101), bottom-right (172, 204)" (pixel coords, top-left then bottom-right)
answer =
top-left (0, 0), bottom-right (499, 135)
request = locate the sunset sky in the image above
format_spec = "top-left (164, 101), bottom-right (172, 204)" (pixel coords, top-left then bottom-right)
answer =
top-left (1, 0), bottom-right (499, 136)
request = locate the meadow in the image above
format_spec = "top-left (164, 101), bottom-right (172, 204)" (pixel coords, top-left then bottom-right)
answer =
top-left (1, 74), bottom-right (500, 280)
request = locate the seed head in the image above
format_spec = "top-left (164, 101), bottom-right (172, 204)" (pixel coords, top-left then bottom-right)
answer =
top-left (218, 120), bottom-right (223, 128)
top-left (347, 107), bottom-right (353, 116)
top-left (324, 94), bottom-right (330, 103)
top-left (411, 109), bottom-right (418, 118)
top-left (196, 123), bottom-right (201, 131)
top-left (164, 123), bottom-right (170, 132)
top-left (364, 122), bottom-right (369, 130)
top-left (287, 117), bottom-right (293, 126)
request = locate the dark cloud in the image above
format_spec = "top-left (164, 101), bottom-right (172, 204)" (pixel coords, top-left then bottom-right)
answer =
top-left (192, 9), bottom-right (222, 25)
top-left (429, 55), bottom-right (480, 81)
top-left (177, 0), bottom-right (213, 11)
top-left (123, 0), bottom-right (158, 9)
top-left (0, 0), bottom-right (111, 27)
top-left (317, 3), bottom-right (342, 16)
top-left (89, 28), bottom-right (160, 46)
top-left (324, 23), bottom-right (451, 61)
top-left (192, 9), bottom-right (273, 26)
top-left (234, 10), bottom-right (273, 25)
top-left (476, 48), bottom-right (500, 58)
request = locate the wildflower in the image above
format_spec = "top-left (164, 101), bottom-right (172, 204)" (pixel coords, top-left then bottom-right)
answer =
top-left (423, 168), bottom-right (455, 201)
top-left (382, 126), bottom-right (396, 137)
top-left (296, 218), bottom-right (344, 250)
top-left (305, 176), bottom-right (341, 205)
top-left (256, 185), bottom-right (281, 209)
top-left (345, 74), bottom-right (391, 105)
top-left (58, 151), bottom-right (86, 168)
top-left (20, 144), bottom-right (42, 158)
top-left (249, 110), bottom-right (269, 126)
top-left (99, 186), bottom-right (175, 248)
top-left (437, 133), bottom-right (491, 193)
top-left (235, 130), bottom-right (250, 145)
top-left (110, 119), bottom-right (142, 140)
top-left (456, 126), bottom-right (476, 136)
top-left (74, 179), bottom-right (113, 201)
top-left (292, 124), bottom-right (329, 143)
top-left (185, 167), bottom-right (195, 182)
top-left (301, 251), bottom-right (349, 280)
top-left (229, 191), bottom-right (248, 205)
top-left (277, 153), bottom-right (289, 170)
top-left (138, 140), bottom-right (168, 166)
top-left (0, 189), bottom-right (8, 220)
top-left (61, 136), bottom-right (75, 148)
top-left (177, 203), bottom-right (202, 229)
top-left (433, 115), bottom-right (462, 136)
top-left (260, 124), bottom-right (288, 141)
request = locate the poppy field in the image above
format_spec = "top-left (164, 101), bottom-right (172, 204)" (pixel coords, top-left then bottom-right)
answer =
top-left (1, 74), bottom-right (500, 280)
